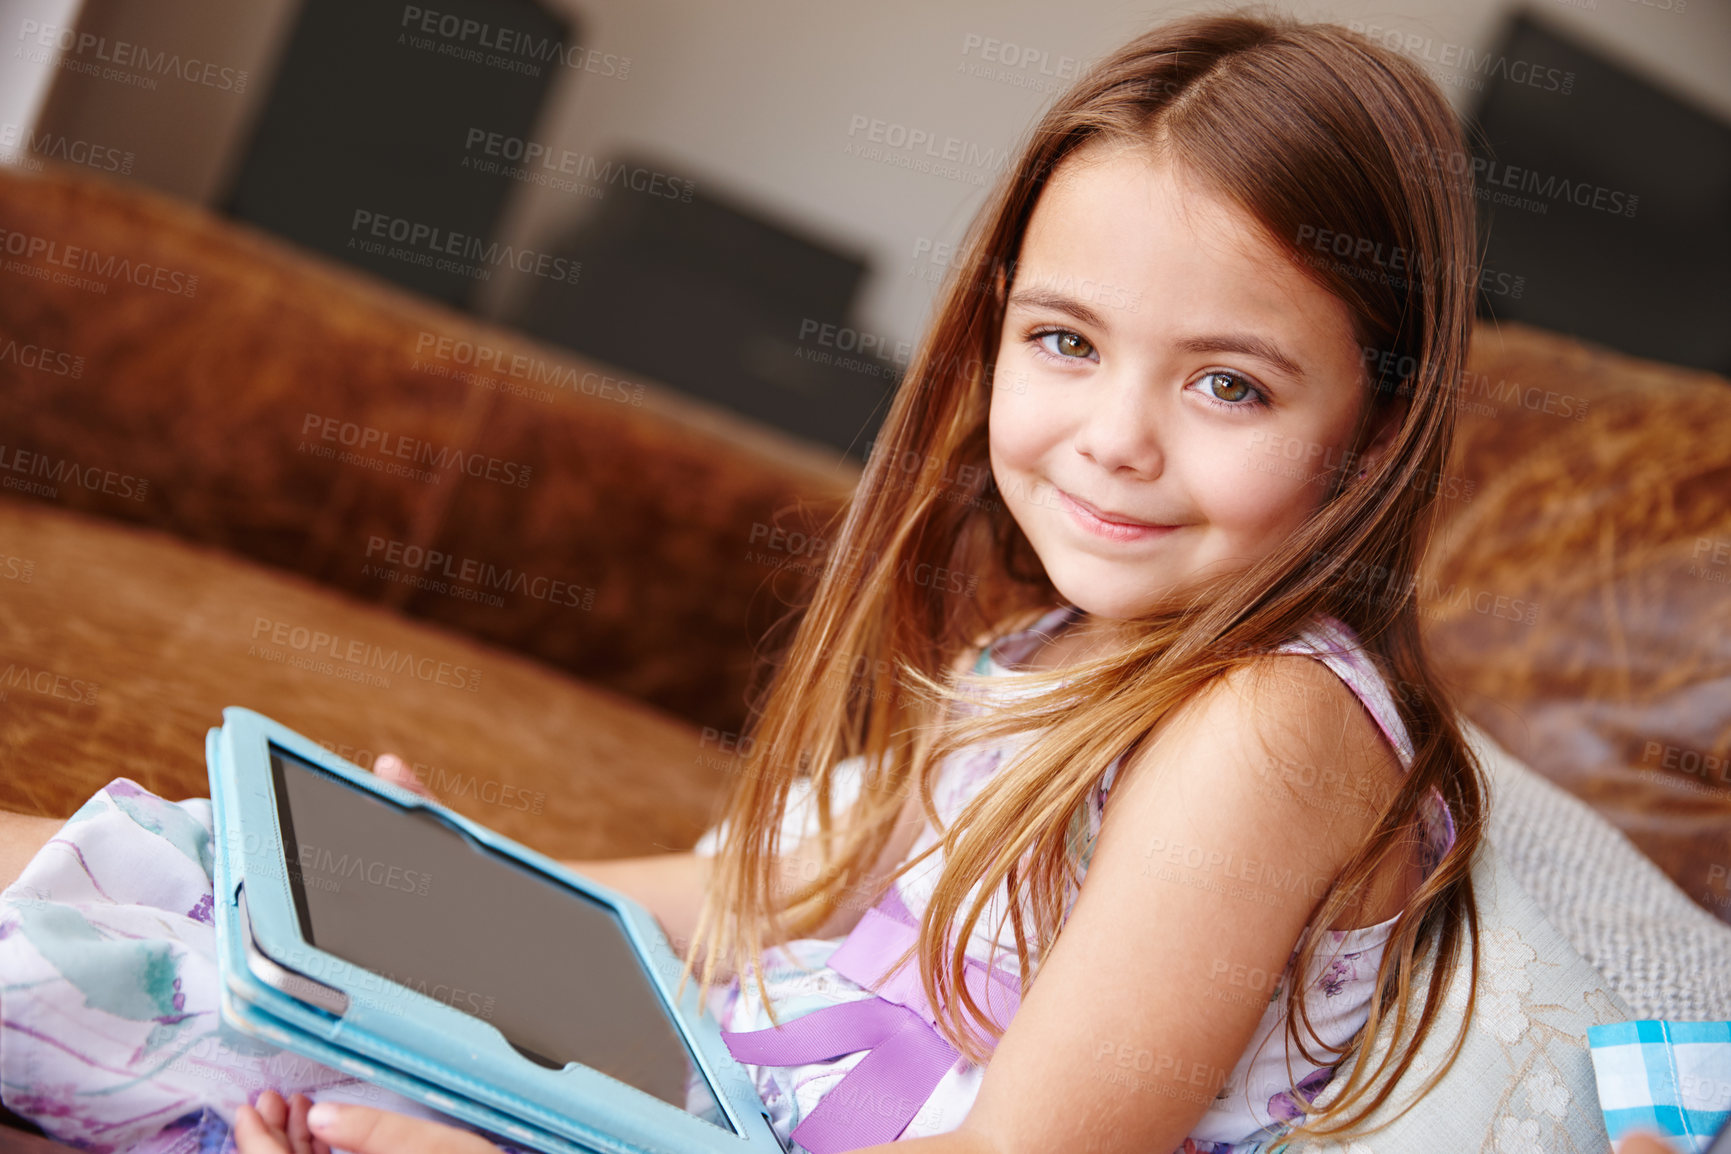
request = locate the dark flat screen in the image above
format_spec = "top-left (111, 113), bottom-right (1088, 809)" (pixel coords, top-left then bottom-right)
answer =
top-left (265, 742), bottom-right (732, 1132)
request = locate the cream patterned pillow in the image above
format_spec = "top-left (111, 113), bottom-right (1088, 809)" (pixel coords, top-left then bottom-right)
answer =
top-left (1286, 838), bottom-right (1632, 1152)
top-left (1287, 726), bottom-right (1641, 1154)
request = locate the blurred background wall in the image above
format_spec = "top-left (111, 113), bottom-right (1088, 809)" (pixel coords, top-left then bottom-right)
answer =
top-left (3, 0), bottom-right (1726, 452)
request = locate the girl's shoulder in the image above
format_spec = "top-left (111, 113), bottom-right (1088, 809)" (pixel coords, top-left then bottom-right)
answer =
top-left (960, 607), bottom-right (1412, 773)
top-left (1180, 616), bottom-right (1458, 898)
top-left (1094, 613), bottom-right (1411, 809)
top-left (1268, 613), bottom-right (1415, 772)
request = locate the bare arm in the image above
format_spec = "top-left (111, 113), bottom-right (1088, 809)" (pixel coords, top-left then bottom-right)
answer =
top-left (561, 636), bottom-right (982, 969)
top-left (561, 850), bottom-right (715, 956)
top-left (875, 657), bottom-right (1403, 1154)
top-left (560, 782), bottom-right (928, 980)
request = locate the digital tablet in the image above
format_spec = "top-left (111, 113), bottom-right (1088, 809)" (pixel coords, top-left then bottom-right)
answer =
top-left (205, 706), bottom-right (788, 1154)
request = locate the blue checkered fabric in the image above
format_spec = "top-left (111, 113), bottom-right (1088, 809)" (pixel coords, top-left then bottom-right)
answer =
top-left (1589, 1020), bottom-right (1731, 1152)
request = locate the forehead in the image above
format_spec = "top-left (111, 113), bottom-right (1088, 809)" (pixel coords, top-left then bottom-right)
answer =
top-left (1015, 138), bottom-right (1358, 352)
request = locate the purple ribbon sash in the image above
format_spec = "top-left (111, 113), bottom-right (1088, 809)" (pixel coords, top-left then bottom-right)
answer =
top-left (719, 884), bottom-right (1022, 1152)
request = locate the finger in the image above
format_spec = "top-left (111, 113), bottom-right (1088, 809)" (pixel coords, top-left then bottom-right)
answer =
top-left (234, 1103), bottom-right (291, 1153)
top-left (374, 753), bottom-right (411, 783)
top-left (307, 1101), bottom-right (499, 1153)
top-left (287, 1093), bottom-right (318, 1154)
top-left (374, 754), bottom-right (434, 799)
top-left (255, 1089), bottom-right (289, 1132)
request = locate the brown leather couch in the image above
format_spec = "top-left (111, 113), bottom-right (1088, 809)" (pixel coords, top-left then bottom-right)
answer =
top-left (1, 161), bottom-right (1728, 1145)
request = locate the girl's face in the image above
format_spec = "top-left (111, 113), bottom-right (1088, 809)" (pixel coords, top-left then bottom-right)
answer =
top-left (989, 140), bottom-right (1384, 622)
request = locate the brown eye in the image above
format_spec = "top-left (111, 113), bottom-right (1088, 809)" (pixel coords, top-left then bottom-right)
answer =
top-left (1036, 329), bottom-right (1096, 360)
top-left (1206, 372), bottom-right (1252, 402)
top-left (1057, 332), bottom-right (1093, 358)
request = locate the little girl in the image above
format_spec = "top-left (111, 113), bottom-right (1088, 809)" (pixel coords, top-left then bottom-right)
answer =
top-left (1, 12), bottom-right (1488, 1154)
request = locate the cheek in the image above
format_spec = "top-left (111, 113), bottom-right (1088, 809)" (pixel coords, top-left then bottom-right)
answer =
top-left (986, 377), bottom-right (1040, 473)
top-left (1197, 445), bottom-right (1331, 541)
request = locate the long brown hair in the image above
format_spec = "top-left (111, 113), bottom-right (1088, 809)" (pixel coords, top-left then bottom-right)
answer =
top-left (681, 11), bottom-right (1485, 1144)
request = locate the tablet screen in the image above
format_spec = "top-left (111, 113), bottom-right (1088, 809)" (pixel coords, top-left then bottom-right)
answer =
top-left (266, 742), bottom-right (735, 1132)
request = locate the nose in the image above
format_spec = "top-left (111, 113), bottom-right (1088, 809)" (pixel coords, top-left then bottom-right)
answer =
top-left (1070, 372), bottom-right (1163, 478)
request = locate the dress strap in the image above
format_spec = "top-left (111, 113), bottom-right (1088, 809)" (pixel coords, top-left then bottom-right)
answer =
top-left (1273, 615), bottom-right (1415, 771)
top-left (719, 885), bottom-right (1021, 1152)
top-left (1270, 617), bottom-right (1458, 866)
top-left (977, 602), bottom-right (1082, 673)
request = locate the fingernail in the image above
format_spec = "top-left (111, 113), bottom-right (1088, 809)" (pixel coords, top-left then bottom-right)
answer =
top-left (307, 1102), bottom-right (338, 1131)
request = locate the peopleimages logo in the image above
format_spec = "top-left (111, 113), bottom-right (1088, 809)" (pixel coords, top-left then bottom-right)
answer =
top-left (1293, 224), bottom-right (1525, 300)
top-left (1412, 145), bottom-right (1639, 219)
top-left (956, 32), bottom-right (1085, 94)
top-left (1347, 21), bottom-right (1574, 95)
top-left (248, 616), bottom-right (484, 693)
top-left (0, 226), bottom-right (199, 297)
top-left (844, 114), bottom-right (1012, 186)
top-left (413, 332), bottom-right (644, 405)
top-left (461, 130), bottom-right (693, 202)
top-left (0, 338), bottom-right (84, 379)
top-left (16, 19), bottom-right (250, 91)
top-left (363, 535), bottom-right (596, 610)
top-left (299, 413), bottom-right (534, 488)
top-left (348, 211), bottom-right (581, 284)
top-left (294, 844), bottom-right (431, 896)
top-left (0, 443), bottom-right (150, 502)
top-left (0, 122), bottom-right (134, 175)
top-left (398, 5), bottom-right (630, 78)
top-left (0, 662), bottom-right (99, 705)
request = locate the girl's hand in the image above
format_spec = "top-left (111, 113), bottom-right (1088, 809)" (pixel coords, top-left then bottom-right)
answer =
top-left (372, 752), bottom-right (436, 801)
top-left (236, 1093), bottom-right (501, 1154)
top-left (234, 1091), bottom-right (327, 1154)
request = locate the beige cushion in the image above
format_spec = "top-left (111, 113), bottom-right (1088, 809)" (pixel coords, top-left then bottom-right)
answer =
top-left (1476, 725), bottom-right (1731, 1023)
top-left (1291, 720), bottom-right (1731, 1152)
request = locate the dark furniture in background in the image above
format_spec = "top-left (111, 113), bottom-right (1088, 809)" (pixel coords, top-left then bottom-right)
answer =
top-left (1469, 10), bottom-right (1731, 376)
top-left (224, 0), bottom-right (567, 308)
top-left (513, 171), bottom-right (899, 459)
top-left (227, 0), bottom-right (898, 457)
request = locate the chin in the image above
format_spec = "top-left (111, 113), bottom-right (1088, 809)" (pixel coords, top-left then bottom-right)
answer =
top-left (1047, 572), bottom-right (1181, 623)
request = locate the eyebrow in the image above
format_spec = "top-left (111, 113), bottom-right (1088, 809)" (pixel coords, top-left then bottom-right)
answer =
top-left (1007, 287), bottom-right (1308, 382)
top-left (1006, 287), bottom-right (1110, 333)
top-left (1173, 334), bottom-right (1307, 382)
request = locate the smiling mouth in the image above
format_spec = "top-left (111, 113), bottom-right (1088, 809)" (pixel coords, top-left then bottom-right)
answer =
top-left (1054, 489), bottom-right (1183, 544)
top-left (1058, 490), bottom-right (1171, 530)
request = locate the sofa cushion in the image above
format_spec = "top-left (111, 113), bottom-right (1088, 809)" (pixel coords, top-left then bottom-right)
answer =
top-left (1473, 722), bottom-right (1731, 1022)
top-left (0, 494), bottom-right (721, 860)
top-left (1288, 721), bottom-right (1731, 1152)
top-left (0, 162), bottom-right (854, 735)
top-left (1422, 322), bottom-right (1731, 920)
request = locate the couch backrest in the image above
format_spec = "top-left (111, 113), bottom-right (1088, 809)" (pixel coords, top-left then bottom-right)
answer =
top-left (0, 163), bottom-right (856, 734)
top-left (1417, 321), bottom-right (1731, 921)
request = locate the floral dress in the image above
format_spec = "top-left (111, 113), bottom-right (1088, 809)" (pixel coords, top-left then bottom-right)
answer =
top-left (0, 781), bottom-right (467, 1153)
top-left (693, 605), bottom-right (1457, 1152)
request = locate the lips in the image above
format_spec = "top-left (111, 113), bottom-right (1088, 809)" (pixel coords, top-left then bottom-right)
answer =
top-left (1053, 488), bottom-right (1181, 545)
top-left (1060, 490), bottom-right (1168, 529)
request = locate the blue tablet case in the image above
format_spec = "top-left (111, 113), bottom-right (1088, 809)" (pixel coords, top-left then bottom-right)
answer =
top-left (205, 706), bottom-right (788, 1154)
